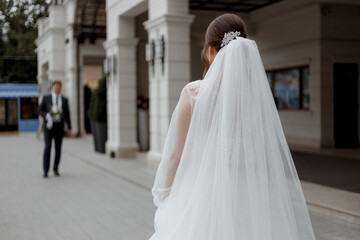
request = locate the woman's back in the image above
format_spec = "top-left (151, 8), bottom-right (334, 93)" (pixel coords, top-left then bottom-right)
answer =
top-left (149, 14), bottom-right (316, 240)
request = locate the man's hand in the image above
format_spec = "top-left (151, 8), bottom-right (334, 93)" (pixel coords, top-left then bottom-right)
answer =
top-left (66, 129), bottom-right (72, 137)
top-left (46, 113), bottom-right (53, 130)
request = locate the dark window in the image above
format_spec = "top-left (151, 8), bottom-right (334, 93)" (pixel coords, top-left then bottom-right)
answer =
top-left (0, 99), bottom-right (5, 125)
top-left (0, 99), bottom-right (18, 131)
top-left (21, 98), bottom-right (38, 119)
top-left (267, 66), bottom-right (310, 110)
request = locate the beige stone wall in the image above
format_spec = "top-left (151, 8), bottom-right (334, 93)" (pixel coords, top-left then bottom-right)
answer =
top-left (248, 2), bottom-right (323, 147)
top-left (250, 0), bottom-right (360, 148)
top-left (106, 0), bottom-right (360, 152)
top-left (188, 2), bottom-right (360, 148)
top-left (188, 3), bottom-right (324, 147)
top-left (320, 4), bottom-right (360, 146)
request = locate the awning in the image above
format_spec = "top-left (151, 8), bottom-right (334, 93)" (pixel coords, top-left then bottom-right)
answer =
top-left (74, 0), bottom-right (106, 42)
top-left (0, 91), bottom-right (39, 98)
top-left (190, 0), bottom-right (283, 12)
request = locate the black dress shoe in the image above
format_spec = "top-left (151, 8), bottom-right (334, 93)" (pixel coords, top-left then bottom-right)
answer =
top-left (43, 173), bottom-right (48, 178)
top-left (54, 171), bottom-right (60, 176)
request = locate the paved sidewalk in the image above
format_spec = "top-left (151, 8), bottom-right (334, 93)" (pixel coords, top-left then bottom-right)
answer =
top-left (0, 134), bottom-right (359, 240)
top-left (292, 151), bottom-right (360, 193)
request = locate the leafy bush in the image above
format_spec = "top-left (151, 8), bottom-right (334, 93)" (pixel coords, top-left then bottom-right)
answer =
top-left (87, 76), bottom-right (107, 122)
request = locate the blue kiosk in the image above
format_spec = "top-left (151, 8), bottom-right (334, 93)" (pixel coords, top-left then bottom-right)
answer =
top-left (0, 83), bottom-right (39, 133)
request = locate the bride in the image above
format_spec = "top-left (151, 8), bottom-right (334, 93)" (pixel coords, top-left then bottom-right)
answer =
top-left (149, 14), bottom-right (316, 240)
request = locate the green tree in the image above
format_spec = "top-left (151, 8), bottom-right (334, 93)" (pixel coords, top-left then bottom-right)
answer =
top-left (0, 0), bottom-right (50, 83)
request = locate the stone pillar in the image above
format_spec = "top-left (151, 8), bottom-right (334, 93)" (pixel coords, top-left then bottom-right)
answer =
top-left (47, 4), bottom-right (66, 85)
top-left (104, 17), bottom-right (139, 158)
top-left (64, 44), bottom-right (78, 135)
top-left (64, 0), bottom-right (80, 135)
top-left (36, 4), bottom-right (66, 107)
top-left (37, 67), bottom-right (50, 100)
top-left (144, 0), bottom-right (194, 170)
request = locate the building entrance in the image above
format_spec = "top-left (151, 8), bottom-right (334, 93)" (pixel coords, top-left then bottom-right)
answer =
top-left (334, 63), bottom-right (359, 148)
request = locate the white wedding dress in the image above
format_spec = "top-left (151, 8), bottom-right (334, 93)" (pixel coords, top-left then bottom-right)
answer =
top-left (150, 37), bottom-right (316, 240)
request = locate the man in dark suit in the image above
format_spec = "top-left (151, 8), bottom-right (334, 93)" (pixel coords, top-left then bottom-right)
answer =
top-left (38, 81), bottom-right (72, 178)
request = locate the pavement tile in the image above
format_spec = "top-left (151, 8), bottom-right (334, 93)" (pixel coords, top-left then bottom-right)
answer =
top-left (0, 134), bottom-right (359, 240)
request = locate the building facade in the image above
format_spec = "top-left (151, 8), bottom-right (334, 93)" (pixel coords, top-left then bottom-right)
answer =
top-left (36, 0), bottom-right (360, 169)
top-left (36, 0), bottom-right (106, 136)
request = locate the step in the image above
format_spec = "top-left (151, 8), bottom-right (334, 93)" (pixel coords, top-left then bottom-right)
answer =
top-left (302, 181), bottom-right (360, 225)
top-left (290, 145), bottom-right (360, 160)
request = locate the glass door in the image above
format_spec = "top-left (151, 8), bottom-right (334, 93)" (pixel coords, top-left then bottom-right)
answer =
top-left (0, 99), bottom-right (18, 132)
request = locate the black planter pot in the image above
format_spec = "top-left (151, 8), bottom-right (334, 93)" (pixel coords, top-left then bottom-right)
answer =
top-left (91, 121), bottom-right (107, 153)
top-left (90, 122), bottom-right (96, 151)
top-left (137, 108), bottom-right (149, 151)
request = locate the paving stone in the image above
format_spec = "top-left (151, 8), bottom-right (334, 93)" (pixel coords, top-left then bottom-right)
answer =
top-left (0, 134), bottom-right (359, 240)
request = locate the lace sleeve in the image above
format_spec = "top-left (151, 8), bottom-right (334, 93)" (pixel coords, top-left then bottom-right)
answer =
top-left (164, 86), bottom-right (192, 190)
top-left (186, 80), bottom-right (201, 112)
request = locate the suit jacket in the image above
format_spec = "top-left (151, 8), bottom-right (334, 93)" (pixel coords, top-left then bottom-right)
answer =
top-left (38, 94), bottom-right (72, 130)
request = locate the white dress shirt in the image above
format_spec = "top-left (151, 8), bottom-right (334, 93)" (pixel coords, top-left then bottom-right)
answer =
top-left (51, 91), bottom-right (62, 109)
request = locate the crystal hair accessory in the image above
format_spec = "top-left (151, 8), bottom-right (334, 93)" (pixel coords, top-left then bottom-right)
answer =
top-left (220, 31), bottom-right (241, 48)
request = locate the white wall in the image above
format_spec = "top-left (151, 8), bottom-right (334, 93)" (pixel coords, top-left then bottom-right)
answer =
top-left (320, 3), bottom-right (360, 146)
top-left (38, 0), bottom-right (360, 149)
top-left (249, 1), bottom-right (323, 147)
top-left (248, 0), bottom-right (360, 147)
top-left (187, 2), bottom-right (324, 147)
top-left (36, 5), bottom-right (66, 96)
top-left (106, 0), bottom-right (147, 41)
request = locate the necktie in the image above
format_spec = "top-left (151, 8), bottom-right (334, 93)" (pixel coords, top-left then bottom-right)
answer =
top-left (56, 95), bottom-right (59, 106)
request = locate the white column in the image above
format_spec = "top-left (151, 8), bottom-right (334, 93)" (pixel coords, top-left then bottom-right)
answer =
top-left (37, 66), bottom-right (50, 100)
top-left (36, 4), bottom-right (66, 101)
top-left (64, 0), bottom-right (80, 135)
top-left (104, 17), bottom-right (139, 158)
top-left (47, 4), bottom-right (66, 84)
top-left (144, 0), bottom-right (194, 170)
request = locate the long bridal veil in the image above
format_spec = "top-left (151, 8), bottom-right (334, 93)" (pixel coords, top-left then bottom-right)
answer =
top-left (150, 37), bottom-right (316, 240)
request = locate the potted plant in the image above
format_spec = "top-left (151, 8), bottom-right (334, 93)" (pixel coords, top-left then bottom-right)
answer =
top-left (87, 76), bottom-right (107, 153)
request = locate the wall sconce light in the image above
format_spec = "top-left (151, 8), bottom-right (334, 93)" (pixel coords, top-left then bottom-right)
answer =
top-left (146, 42), bottom-right (154, 62)
top-left (146, 40), bottom-right (155, 76)
top-left (110, 55), bottom-right (116, 74)
top-left (103, 58), bottom-right (109, 76)
top-left (155, 38), bottom-right (164, 59)
top-left (155, 37), bottom-right (165, 74)
top-left (103, 55), bottom-right (117, 76)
